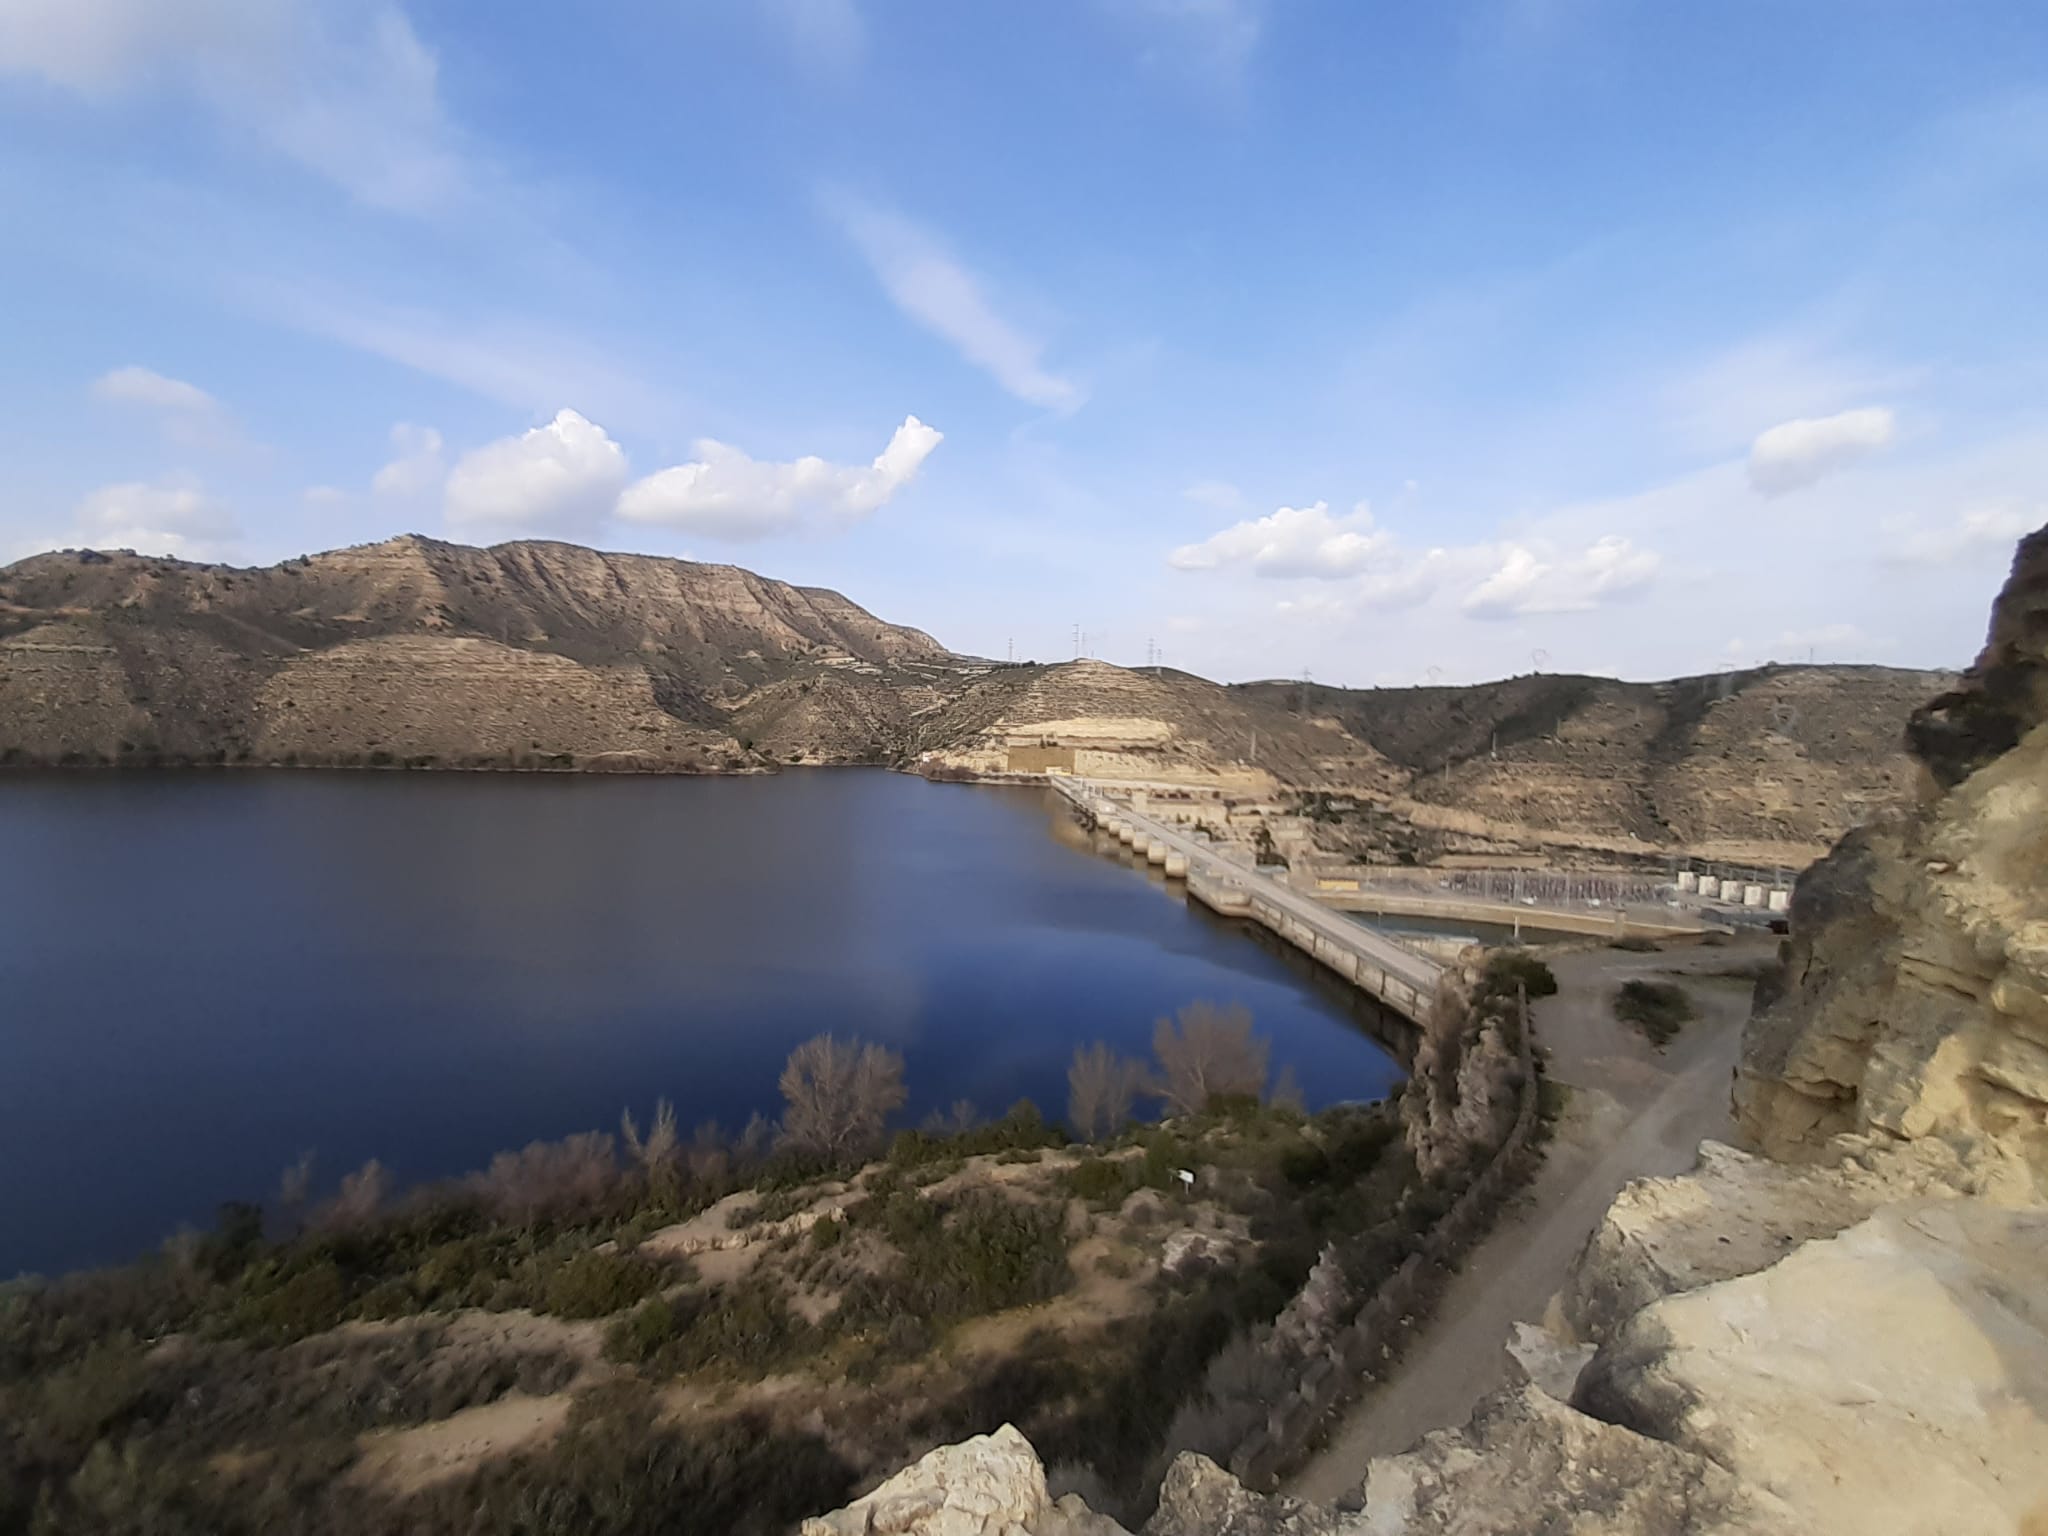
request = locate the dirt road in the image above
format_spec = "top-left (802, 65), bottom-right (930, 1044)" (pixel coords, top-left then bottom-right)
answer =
top-left (1283, 936), bottom-right (1776, 1504)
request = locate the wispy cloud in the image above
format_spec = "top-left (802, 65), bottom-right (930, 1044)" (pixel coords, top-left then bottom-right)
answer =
top-left (761, 0), bottom-right (865, 77)
top-left (1747, 406), bottom-right (1896, 496)
top-left (0, 0), bottom-right (474, 216)
top-left (372, 423), bottom-right (446, 499)
top-left (1112, 0), bottom-right (1265, 86)
top-left (20, 475), bottom-right (241, 562)
top-left (826, 193), bottom-right (1083, 412)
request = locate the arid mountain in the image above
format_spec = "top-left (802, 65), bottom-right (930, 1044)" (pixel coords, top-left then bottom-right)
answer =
top-left (1, 534), bottom-right (1948, 864)
top-left (0, 535), bottom-right (951, 771)
top-left (1239, 665), bottom-right (1952, 865)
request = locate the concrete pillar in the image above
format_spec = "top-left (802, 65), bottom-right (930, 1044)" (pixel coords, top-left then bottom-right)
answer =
top-left (1147, 839), bottom-right (1169, 866)
top-left (1164, 851), bottom-right (1189, 878)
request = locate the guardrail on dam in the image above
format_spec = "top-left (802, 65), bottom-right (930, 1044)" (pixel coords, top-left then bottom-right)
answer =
top-left (1050, 778), bottom-right (1441, 1026)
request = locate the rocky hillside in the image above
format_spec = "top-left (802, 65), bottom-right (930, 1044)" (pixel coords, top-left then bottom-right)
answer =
top-left (1241, 665), bottom-right (1948, 866)
top-left (0, 535), bottom-right (953, 771)
top-left (1738, 523), bottom-right (2048, 1201)
top-left (794, 521), bottom-right (2048, 1536)
top-left (2, 535), bottom-right (1943, 867)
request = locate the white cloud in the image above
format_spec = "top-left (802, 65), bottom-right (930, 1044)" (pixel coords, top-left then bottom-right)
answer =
top-left (0, 0), bottom-right (468, 214)
top-left (92, 365), bottom-right (218, 415)
top-left (618, 416), bottom-right (942, 540)
top-left (1747, 406), bottom-right (1897, 496)
top-left (1168, 501), bottom-right (1394, 578)
top-left (372, 422), bottom-right (445, 497)
top-left (443, 410), bottom-right (629, 535)
top-left (302, 484), bottom-right (347, 506)
top-left (1462, 536), bottom-right (1659, 619)
top-left (828, 195), bottom-right (1081, 412)
top-left (1881, 502), bottom-right (2038, 565)
top-left (30, 477), bottom-right (240, 561)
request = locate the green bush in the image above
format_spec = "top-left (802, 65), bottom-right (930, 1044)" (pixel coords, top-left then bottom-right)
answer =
top-left (1613, 980), bottom-right (1694, 1047)
top-left (1059, 1157), bottom-right (1138, 1207)
top-left (809, 1215), bottom-right (845, 1251)
top-left (226, 1259), bottom-right (348, 1344)
top-left (1480, 950), bottom-right (1557, 1005)
top-left (1276, 1139), bottom-right (1331, 1188)
top-left (604, 1297), bottom-right (680, 1365)
top-left (619, 1286), bottom-right (813, 1377)
top-left (538, 1249), bottom-right (668, 1320)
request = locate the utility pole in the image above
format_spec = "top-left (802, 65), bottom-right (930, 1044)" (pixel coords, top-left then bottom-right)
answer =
top-left (1072, 623), bottom-right (1081, 661)
top-left (1299, 668), bottom-right (1312, 714)
top-left (1007, 636), bottom-right (1014, 664)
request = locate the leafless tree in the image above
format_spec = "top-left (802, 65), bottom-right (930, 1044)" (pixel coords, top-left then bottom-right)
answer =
top-left (277, 1151), bottom-right (316, 1227)
top-left (471, 1132), bottom-right (617, 1222)
top-left (921, 1099), bottom-right (981, 1137)
top-left (1150, 1002), bottom-right (1269, 1116)
top-left (687, 1119), bottom-right (731, 1189)
top-left (316, 1158), bottom-right (389, 1231)
top-left (622, 1098), bottom-right (682, 1200)
top-left (1270, 1064), bottom-right (1305, 1114)
top-left (777, 1034), bottom-right (907, 1158)
top-left (1067, 1042), bottom-right (1148, 1142)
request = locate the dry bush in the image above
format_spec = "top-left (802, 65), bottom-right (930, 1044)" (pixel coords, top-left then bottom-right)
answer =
top-left (471, 1132), bottom-right (618, 1222)
top-left (1067, 1042), bottom-right (1149, 1142)
top-left (621, 1098), bottom-right (682, 1200)
top-left (777, 1035), bottom-right (907, 1159)
top-left (1151, 1003), bottom-right (1269, 1116)
top-left (313, 1159), bottom-right (388, 1232)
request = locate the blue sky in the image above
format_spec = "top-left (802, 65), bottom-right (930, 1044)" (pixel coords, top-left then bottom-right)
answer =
top-left (2, 1), bottom-right (2044, 683)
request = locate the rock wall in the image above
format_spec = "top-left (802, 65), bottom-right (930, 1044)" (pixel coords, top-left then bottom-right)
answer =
top-left (1737, 523), bottom-right (2048, 1203)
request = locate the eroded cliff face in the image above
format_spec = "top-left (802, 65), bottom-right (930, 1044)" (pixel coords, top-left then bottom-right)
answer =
top-left (1736, 524), bottom-right (2048, 1202)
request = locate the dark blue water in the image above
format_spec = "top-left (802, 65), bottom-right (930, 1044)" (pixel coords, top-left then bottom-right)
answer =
top-left (0, 770), bottom-right (1401, 1276)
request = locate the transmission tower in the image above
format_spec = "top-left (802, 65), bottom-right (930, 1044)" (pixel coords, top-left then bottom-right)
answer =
top-left (1299, 668), bottom-right (1312, 714)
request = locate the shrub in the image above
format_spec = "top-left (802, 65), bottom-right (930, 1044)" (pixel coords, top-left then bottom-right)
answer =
top-left (1479, 950), bottom-right (1557, 1006)
top-left (1613, 980), bottom-right (1694, 1047)
top-left (1060, 1157), bottom-right (1138, 1207)
top-left (226, 1258), bottom-right (348, 1344)
top-left (538, 1249), bottom-right (669, 1320)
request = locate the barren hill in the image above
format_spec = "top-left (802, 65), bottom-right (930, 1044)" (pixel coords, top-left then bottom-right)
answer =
top-left (1237, 665), bottom-right (1951, 865)
top-left (1, 535), bottom-right (1949, 864)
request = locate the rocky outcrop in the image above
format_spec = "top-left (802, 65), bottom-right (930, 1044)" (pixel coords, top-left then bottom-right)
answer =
top-left (801, 1426), bottom-right (1129, 1536)
top-left (1736, 524), bottom-right (2048, 1202)
top-left (1401, 971), bottom-right (1525, 1184)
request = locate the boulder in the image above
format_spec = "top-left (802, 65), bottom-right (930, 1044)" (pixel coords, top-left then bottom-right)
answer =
top-left (1576, 1200), bottom-right (2048, 1536)
top-left (803, 1424), bottom-right (1130, 1536)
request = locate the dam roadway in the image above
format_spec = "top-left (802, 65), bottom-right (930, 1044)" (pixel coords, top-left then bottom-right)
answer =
top-left (1051, 778), bottom-right (1442, 1025)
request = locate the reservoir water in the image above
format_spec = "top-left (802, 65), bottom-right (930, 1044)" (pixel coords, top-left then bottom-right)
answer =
top-left (0, 770), bottom-right (1402, 1276)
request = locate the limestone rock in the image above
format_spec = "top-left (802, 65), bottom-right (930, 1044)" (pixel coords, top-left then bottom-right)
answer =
top-left (1737, 521), bottom-right (2048, 1201)
top-left (1146, 1453), bottom-right (1348, 1536)
top-left (803, 1425), bottom-right (1130, 1536)
top-left (1575, 1200), bottom-right (2048, 1536)
top-left (1355, 1385), bottom-right (1792, 1536)
top-left (1560, 1139), bottom-right (1965, 1345)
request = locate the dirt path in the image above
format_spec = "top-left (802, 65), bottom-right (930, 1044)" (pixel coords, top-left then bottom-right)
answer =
top-left (1283, 936), bottom-right (1776, 1504)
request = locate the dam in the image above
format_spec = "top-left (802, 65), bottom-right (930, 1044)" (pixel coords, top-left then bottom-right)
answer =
top-left (1051, 778), bottom-right (1443, 1025)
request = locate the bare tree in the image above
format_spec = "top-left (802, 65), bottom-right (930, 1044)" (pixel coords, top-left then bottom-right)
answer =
top-left (1150, 1003), bottom-right (1269, 1116)
top-left (622, 1098), bottom-right (682, 1201)
top-left (1067, 1042), bottom-right (1148, 1142)
top-left (777, 1034), bottom-right (907, 1158)
top-left (921, 1099), bottom-right (981, 1137)
top-left (471, 1132), bottom-right (617, 1222)
top-left (688, 1119), bottom-right (731, 1189)
top-left (1270, 1064), bottom-right (1305, 1114)
top-left (316, 1158), bottom-right (389, 1231)
top-left (277, 1151), bottom-right (316, 1229)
